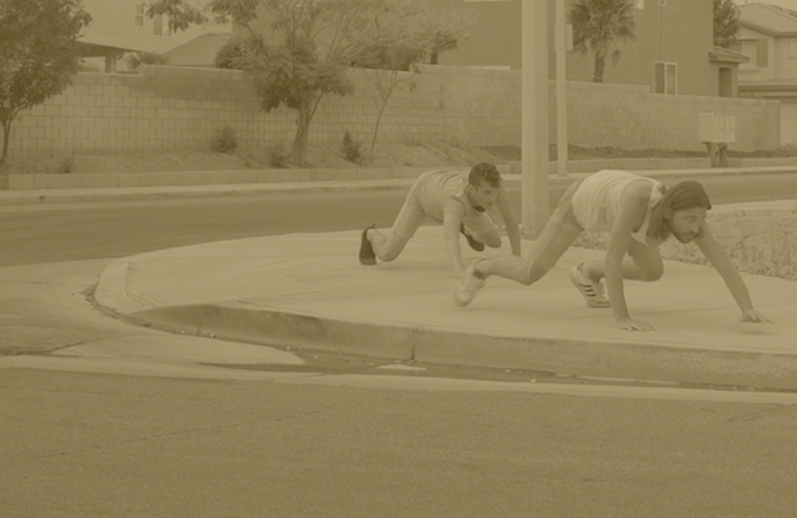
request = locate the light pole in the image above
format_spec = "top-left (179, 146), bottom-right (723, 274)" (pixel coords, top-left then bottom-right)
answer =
top-left (555, 0), bottom-right (570, 177)
top-left (521, 0), bottom-right (550, 237)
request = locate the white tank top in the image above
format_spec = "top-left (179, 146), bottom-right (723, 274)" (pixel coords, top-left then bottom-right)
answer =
top-left (571, 170), bottom-right (664, 247)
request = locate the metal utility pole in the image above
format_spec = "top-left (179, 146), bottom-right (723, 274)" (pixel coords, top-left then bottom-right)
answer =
top-left (555, 0), bottom-right (570, 177)
top-left (521, 0), bottom-right (550, 237)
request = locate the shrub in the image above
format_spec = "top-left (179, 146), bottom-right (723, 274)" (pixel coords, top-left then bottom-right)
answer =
top-left (125, 51), bottom-right (166, 70)
top-left (212, 126), bottom-right (237, 153)
top-left (342, 129), bottom-right (362, 164)
top-left (268, 143), bottom-right (289, 168)
top-left (58, 152), bottom-right (75, 174)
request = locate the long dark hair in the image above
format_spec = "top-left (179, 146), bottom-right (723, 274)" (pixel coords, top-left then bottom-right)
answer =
top-left (649, 181), bottom-right (712, 240)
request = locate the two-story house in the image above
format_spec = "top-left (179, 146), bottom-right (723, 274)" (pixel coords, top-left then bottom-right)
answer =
top-left (736, 2), bottom-right (797, 144)
top-left (77, 0), bottom-right (230, 72)
top-left (438, 0), bottom-right (746, 98)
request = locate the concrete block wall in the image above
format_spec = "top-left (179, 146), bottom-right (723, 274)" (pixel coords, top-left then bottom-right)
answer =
top-left (3, 64), bottom-right (779, 158)
top-left (557, 81), bottom-right (779, 152)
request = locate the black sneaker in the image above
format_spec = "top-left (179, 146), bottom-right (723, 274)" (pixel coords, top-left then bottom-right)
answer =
top-left (460, 224), bottom-right (485, 252)
top-left (359, 225), bottom-right (377, 265)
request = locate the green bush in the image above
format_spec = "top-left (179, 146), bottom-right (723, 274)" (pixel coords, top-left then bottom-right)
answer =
top-left (268, 143), bottom-right (289, 168)
top-left (342, 129), bottom-right (362, 164)
top-left (212, 126), bottom-right (237, 153)
top-left (125, 51), bottom-right (166, 70)
top-left (58, 152), bottom-right (75, 174)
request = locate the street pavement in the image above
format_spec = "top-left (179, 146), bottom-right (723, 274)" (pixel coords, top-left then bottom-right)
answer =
top-left (3, 164), bottom-right (797, 205)
top-left (92, 197), bottom-right (797, 391)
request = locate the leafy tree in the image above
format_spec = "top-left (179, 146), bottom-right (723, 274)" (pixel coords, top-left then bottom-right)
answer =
top-left (0, 0), bottom-right (91, 164)
top-left (215, 37), bottom-right (261, 69)
top-left (352, 45), bottom-right (423, 154)
top-left (349, 0), bottom-right (473, 155)
top-left (714, 0), bottom-right (741, 49)
top-left (569, 0), bottom-right (637, 83)
top-left (150, 0), bottom-right (461, 166)
top-left (428, 31), bottom-right (459, 65)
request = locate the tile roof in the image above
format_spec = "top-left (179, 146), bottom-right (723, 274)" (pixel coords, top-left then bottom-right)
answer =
top-left (709, 45), bottom-right (749, 64)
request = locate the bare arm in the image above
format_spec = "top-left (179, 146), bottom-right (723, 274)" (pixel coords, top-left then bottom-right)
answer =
top-left (442, 201), bottom-right (467, 276)
top-left (694, 224), bottom-right (772, 323)
top-left (496, 187), bottom-right (522, 256)
top-left (606, 181), bottom-right (653, 331)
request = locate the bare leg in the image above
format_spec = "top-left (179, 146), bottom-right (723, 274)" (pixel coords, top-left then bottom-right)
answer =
top-left (474, 255), bottom-right (548, 285)
top-left (472, 227), bottom-right (503, 249)
top-left (367, 228), bottom-right (411, 263)
top-left (580, 242), bottom-right (664, 282)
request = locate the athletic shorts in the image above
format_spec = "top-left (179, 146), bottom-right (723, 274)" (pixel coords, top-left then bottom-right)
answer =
top-left (529, 178), bottom-right (586, 270)
top-left (391, 182), bottom-right (497, 239)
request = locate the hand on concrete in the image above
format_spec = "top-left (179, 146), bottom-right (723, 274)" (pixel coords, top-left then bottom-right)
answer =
top-left (739, 309), bottom-right (773, 325)
top-left (616, 318), bottom-right (655, 332)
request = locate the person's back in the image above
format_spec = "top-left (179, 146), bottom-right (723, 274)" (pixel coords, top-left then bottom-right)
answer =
top-left (571, 170), bottom-right (665, 246)
top-left (414, 169), bottom-right (469, 221)
top-left (571, 170), bottom-right (653, 233)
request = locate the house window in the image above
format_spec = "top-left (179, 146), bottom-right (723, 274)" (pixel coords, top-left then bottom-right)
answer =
top-left (135, 4), bottom-right (144, 27)
top-left (739, 39), bottom-right (769, 67)
top-left (654, 61), bottom-right (677, 95)
top-left (154, 13), bottom-right (163, 36)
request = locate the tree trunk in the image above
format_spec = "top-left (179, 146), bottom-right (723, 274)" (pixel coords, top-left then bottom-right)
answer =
top-left (0, 119), bottom-right (11, 165)
top-left (291, 102), bottom-right (312, 166)
top-left (593, 56), bottom-right (605, 83)
top-left (369, 75), bottom-right (398, 154)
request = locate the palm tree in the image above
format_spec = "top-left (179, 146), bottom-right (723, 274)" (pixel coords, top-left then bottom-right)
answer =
top-left (569, 0), bottom-right (637, 83)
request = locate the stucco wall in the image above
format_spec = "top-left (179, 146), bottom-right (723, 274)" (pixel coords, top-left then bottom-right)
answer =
top-left (3, 63), bottom-right (779, 159)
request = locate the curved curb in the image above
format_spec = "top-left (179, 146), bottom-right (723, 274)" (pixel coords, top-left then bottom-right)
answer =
top-left (127, 302), bottom-right (797, 391)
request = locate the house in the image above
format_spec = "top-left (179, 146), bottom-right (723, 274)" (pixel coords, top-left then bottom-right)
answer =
top-left (163, 32), bottom-right (232, 67)
top-left (736, 2), bottom-right (797, 144)
top-left (438, 0), bottom-right (746, 97)
top-left (77, 0), bottom-right (230, 72)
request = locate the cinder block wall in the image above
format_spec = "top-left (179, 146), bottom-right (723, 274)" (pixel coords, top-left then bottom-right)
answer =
top-left (3, 63), bottom-right (779, 158)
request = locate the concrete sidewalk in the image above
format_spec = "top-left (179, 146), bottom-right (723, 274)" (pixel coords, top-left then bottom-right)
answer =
top-left (94, 206), bottom-right (797, 391)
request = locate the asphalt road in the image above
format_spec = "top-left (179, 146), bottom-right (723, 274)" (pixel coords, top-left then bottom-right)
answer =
top-left (2, 171), bottom-right (797, 267)
top-left (3, 367), bottom-right (797, 518)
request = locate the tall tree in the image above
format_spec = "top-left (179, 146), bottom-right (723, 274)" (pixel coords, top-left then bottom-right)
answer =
top-left (0, 0), bottom-right (91, 164)
top-left (569, 0), bottom-right (637, 83)
top-left (714, 0), bottom-right (741, 49)
top-left (150, 0), bottom-right (454, 166)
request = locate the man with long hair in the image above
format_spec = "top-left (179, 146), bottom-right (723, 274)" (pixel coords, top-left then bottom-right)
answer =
top-left (360, 162), bottom-right (521, 275)
top-left (455, 169), bottom-right (772, 332)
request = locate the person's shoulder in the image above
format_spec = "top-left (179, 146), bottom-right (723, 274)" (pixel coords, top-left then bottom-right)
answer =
top-left (445, 189), bottom-right (468, 205)
top-left (622, 177), bottom-right (655, 206)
